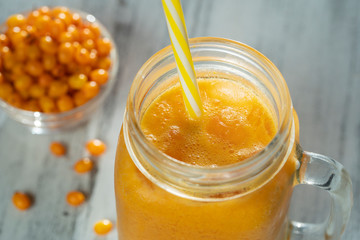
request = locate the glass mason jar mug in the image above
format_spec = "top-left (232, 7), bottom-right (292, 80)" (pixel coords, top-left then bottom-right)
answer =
top-left (115, 37), bottom-right (353, 240)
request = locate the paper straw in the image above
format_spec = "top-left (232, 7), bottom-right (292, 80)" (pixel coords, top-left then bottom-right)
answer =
top-left (161, 0), bottom-right (203, 118)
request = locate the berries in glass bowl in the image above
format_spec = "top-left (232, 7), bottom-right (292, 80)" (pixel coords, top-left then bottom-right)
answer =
top-left (0, 6), bottom-right (118, 133)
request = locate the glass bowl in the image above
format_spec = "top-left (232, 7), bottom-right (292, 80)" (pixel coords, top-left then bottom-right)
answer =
top-left (0, 8), bottom-right (119, 134)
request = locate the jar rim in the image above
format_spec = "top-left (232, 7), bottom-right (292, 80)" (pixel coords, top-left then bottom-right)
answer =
top-left (124, 37), bottom-right (294, 200)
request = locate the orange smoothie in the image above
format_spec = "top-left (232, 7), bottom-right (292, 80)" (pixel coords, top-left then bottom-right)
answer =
top-left (115, 78), bottom-right (297, 240)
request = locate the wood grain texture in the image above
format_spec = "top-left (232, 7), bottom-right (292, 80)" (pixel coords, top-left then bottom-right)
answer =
top-left (0, 0), bottom-right (359, 239)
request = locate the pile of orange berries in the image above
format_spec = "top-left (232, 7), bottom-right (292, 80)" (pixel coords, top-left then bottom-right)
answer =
top-left (0, 6), bottom-right (112, 113)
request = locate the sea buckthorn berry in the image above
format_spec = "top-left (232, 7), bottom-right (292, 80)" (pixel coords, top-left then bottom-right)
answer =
top-left (24, 25), bottom-right (37, 38)
top-left (2, 48), bottom-right (15, 70)
top-left (34, 15), bottom-right (51, 34)
top-left (39, 36), bottom-right (57, 54)
top-left (75, 47), bottom-right (90, 65)
top-left (86, 139), bottom-right (106, 156)
top-left (88, 50), bottom-right (97, 66)
top-left (88, 23), bottom-right (101, 38)
top-left (90, 69), bottom-right (108, 85)
top-left (1, 45), bottom-right (11, 57)
top-left (27, 44), bottom-right (41, 60)
top-left (25, 60), bottom-right (43, 77)
top-left (14, 43), bottom-right (28, 62)
top-left (57, 52), bottom-right (70, 65)
top-left (80, 28), bottom-right (95, 42)
top-left (56, 12), bottom-right (72, 27)
top-left (0, 34), bottom-right (9, 47)
top-left (10, 29), bottom-right (28, 46)
top-left (0, 82), bottom-right (13, 99)
top-left (42, 54), bottom-right (57, 71)
top-left (72, 41), bottom-right (81, 52)
top-left (6, 14), bottom-right (26, 28)
top-left (38, 6), bottom-right (51, 16)
top-left (50, 19), bottom-right (66, 40)
top-left (67, 25), bottom-right (80, 41)
top-left (29, 84), bottom-right (45, 98)
top-left (38, 74), bottom-right (54, 88)
top-left (6, 26), bottom-right (21, 40)
top-left (97, 57), bottom-right (111, 70)
top-left (12, 192), bottom-right (32, 210)
top-left (73, 91), bottom-right (88, 106)
top-left (66, 191), bottom-right (85, 207)
top-left (93, 219), bottom-right (113, 235)
top-left (48, 81), bottom-right (68, 98)
top-left (39, 96), bottom-right (56, 113)
top-left (50, 141), bottom-right (66, 156)
top-left (59, 32), bottom-right (73, 43)
top-left (23, 99), bottom-right (41, 111)
top-left (14, 74), bottom-right (32, 91)
top-left (27, 10), bottom-right (41, 25)
top-left (51, 6), bottom-right (70, 17)
top-left (57, 95), bottom-right (74, 112)
top-left (96, 38), bottom-right (111, 57)
top-left (74, 157), bottom-right (94, 174)
top-left (69, 73), bottom-right (87, 89)
top-left (82, 81), bottom-right (99, 99)
top-left (6, 93), bottom-right (22, 108)
top-left (58, 42), bottom-right (74, 64)
top-left (71, 13), bottom-right (81, 26)
top-left (0, 72), bottom-right (4, 83)
top-left (82, 39), bottom-right (95, 50)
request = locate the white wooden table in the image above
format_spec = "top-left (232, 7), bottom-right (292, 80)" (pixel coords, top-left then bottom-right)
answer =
top-left (0, 0), bottom-right (359, 239)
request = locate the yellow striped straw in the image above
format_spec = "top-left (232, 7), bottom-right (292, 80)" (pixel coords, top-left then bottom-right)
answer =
top-left (161, 0), bottom-right (203, 118)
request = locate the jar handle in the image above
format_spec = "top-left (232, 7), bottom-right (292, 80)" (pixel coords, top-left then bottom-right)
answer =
top-left (289, 151), bottom-right (353, 240)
